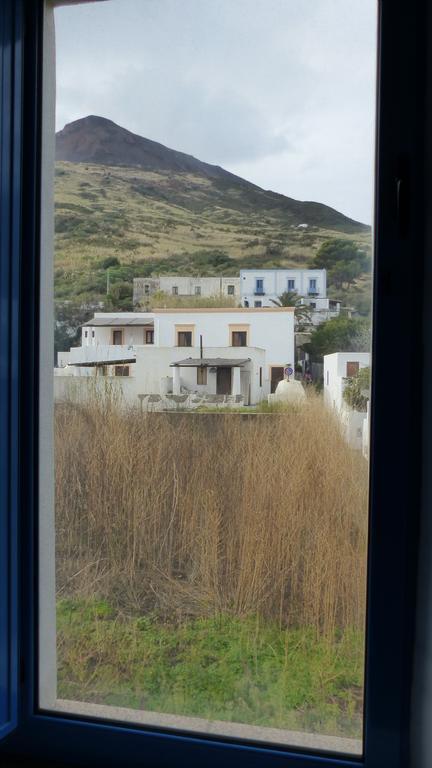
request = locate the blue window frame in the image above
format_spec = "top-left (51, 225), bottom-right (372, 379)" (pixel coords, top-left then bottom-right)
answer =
top-left (0, 0), bottom-right (427, 766)
top-left (288, 279), bottom-right (295, 291)
top-left (255, 278), bottom-right (264, 294)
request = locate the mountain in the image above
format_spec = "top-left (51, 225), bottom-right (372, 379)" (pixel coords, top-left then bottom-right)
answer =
top-left (56, 116), bottom-right (367, 232)
top-left (56, 115), bottom-right (237, 181)
top-left (54, 116), bottom-right (371, 308)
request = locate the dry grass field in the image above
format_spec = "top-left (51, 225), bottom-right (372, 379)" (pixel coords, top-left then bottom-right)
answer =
top-left (55, 397), bottom-right (368, 634)
top-left (55, 396), bottom-right (368, 736)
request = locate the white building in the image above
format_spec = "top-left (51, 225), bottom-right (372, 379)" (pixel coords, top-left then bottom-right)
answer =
top-left (297, 296), bottom-right (342, 325)
top-left (240, 269), bottom-right (327, 308)
top-left (323, 352), bottom-right (371, 450)
top-left (56, 308), bottom-right (295, 409)
top-left (133, 276), bottom-right (240, 305)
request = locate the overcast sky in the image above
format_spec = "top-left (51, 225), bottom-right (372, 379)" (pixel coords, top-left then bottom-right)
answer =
top-left (54, 0), bottom-right (377, 225)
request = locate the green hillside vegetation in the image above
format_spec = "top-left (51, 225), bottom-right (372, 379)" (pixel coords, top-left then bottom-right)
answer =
top-left (54, 161), bottom-right (371, 308)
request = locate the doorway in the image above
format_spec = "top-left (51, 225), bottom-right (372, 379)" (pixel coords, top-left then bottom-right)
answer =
top-left (270, 366), bottom-right (284, 393)
top-left (216, 367), bottom-right (232, 395)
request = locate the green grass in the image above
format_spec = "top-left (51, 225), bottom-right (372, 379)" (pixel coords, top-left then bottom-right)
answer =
top-left (54, 161), bottom-right (371, 307)
top-left (57, 599), bottom-right (363, 738)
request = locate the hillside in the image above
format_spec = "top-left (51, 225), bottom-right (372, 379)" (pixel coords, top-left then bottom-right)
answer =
top-left (54, 116), bottom-right (371, 305)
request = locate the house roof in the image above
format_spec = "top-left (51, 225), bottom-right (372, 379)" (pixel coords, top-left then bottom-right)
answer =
top-left (170, 358), bottom-right (250, 368)
top-left (68, 358), bottom-right (136, 367)
top-left (153, 307), bottom-right (294, 313)
top-left (83, 318), bottom-right (153, 327)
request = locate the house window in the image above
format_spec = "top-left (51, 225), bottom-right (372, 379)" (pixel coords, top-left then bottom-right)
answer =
top-left (112, 329), bottom-right (123, 345)
top-left (227, 285), bottom-right (235, 295)
top-left (232, 331), bottom-right (247, 346)
top-left (177, 331), bottom-right (192, 347)
top-left (172, 286), bottom-right (178, 295)
top-left (84, 330), bottom-right (88, 338)
top-left (259, 367), bottom-right (263, 387)
top-left (347, 361), bottom-right (360, 377)
top-left (309, 278), bottom-right (317, 294)
top-left (194, 286), bottom-right (201, 295)
top-left (197, 367), bottom-right (207, 385)
top-left (255, 278), bottom-right (264, 294)
top-left (145, 329), bottom-right (154, 344)
top-left (254, 301), bottom-right (262, 307)
top-left (114, 365), bottom-right (130, 377)
top-left (288, 279), bottom-right (295, 291)
top-left (91, 330), bottom-right (95, 338)
top-left (144, 284), bottom-right (150, 295)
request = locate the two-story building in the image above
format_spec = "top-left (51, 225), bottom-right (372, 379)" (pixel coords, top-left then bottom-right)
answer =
top-left (240, 269), bottom-right (342, 326)
top-left (56, 308), bottom-right (295, 409)
top-left (133, 276), bottom-right (241, 305)
top-left (240, 269), bottom-right (327, 308)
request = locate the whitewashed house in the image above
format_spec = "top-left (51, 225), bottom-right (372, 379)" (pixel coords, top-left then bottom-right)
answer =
top-left (133, 276), bottom-right (241, 305)
top-left (240, 269), bottom-right (340, 325)
top-left (323, 352), bottom-right (371, 450)
top-left (56, 308), bottom-right (295, 409)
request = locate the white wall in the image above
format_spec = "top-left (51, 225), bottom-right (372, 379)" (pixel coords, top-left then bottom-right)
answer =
top-left (240, 269), bottom-right (327, 307)
top-left (56, 345), bottom-right (268, 406)
top-left (323, 352), bottom-right (370, 412)
top-left (323, 352), bottom-right (371, 450)
top-left (154, 309), bottom-right (294, 370)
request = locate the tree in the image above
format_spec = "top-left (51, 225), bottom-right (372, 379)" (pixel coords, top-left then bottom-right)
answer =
top-left (306, 316), bottom-right (370, 361)
top-left (270, 291), bottom-right (311, 326)
top-left (313, 239), bottom-right (370, 288)
top-left (104, 282), bottom-right (134, 311)
top-left (54, 302), bottom-right (93, 360)
top-left (343, 366), bottom-right (371, 411)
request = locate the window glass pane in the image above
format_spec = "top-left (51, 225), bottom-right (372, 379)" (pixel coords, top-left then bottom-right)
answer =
top-left (42, 0), bottom-right (376, 755)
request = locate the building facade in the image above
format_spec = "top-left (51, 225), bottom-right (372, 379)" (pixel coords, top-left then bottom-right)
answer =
top-left (323, 351), bottom-right (371, 450)
top-left (240, 269), bottom-right (327, 308)
top-left (56, 308), bottom-right (295, 409)
top-left (133, 276), bottom-right (241, 305)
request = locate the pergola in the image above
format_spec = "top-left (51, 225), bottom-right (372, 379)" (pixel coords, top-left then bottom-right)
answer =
top-left (170, 357), bottom-right (250, 396)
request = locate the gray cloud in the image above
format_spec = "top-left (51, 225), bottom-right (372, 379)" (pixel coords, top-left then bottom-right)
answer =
top-left (54, 0), bottom-right (377, 223)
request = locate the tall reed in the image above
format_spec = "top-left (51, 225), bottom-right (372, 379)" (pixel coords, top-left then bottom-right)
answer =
top-left (55, 395), bottom-right (368, 636)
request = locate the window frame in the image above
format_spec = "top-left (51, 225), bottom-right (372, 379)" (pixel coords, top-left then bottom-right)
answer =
top-left (0, 0), bottom-right (427, 766)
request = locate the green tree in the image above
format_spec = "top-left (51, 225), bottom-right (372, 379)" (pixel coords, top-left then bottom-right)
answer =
top-left (343, 366), bottom-right (371, 411)
top-left (105, 282), bottom-right (134, 311)
top-left (313, 239), bottom-right (370, 288)
top-left (54, 302), bottom-right (93, 360)
top-left (270, 291), bottom-right (311, 325)
top-left (306, 316), bottom-right (370, 361)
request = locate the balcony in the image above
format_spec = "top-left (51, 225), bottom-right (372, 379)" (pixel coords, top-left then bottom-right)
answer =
top-left (63, 344), bottom-right (137, 367)
top-left (254, 290), bottom-right (265, 296)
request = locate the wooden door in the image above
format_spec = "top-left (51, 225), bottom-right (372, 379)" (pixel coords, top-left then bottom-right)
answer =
top-left (270, 366), bottom-right (284, 393)
top-left (216, 367), bottom-right (232, 395)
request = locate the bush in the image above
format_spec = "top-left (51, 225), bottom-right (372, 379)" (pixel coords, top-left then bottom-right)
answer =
top-left (99, 256), bottom-right (120, 270)
top-left (343, 367), bottom-right (370, 412)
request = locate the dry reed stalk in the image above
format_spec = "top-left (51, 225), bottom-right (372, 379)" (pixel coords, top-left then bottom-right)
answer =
top-left (55, 394), bottom-right (368, 636)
